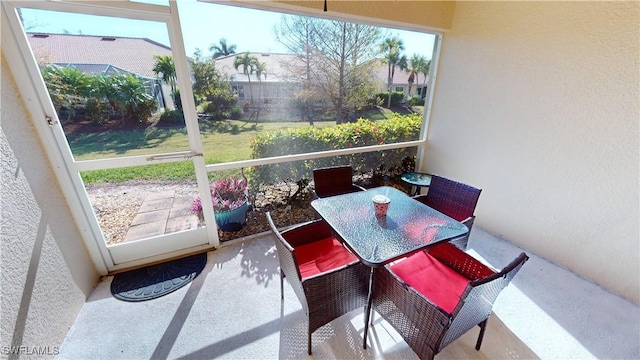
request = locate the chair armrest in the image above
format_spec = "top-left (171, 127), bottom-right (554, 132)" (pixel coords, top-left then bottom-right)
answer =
top-left (460, 216), bottom-right (474, 229)
top-left (427, 242), bottom-right (494, 281)
top-left (412, 194), bottom-right (428, 204)
top-left (280, 219), bottom-right (333, 247)
top-left (470, 252), bottom-right (529, 286)
top-left (352, 184), bottom-right (367, 192)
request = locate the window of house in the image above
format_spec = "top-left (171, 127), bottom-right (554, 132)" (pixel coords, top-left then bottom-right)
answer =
top-left (232, 85), bottom-right (245, 100)
top-left (417, 86), bottom-right (428, 99)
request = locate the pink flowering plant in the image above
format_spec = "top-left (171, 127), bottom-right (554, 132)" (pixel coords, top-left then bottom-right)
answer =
top-left (190, 176), bottom-right (248, 214)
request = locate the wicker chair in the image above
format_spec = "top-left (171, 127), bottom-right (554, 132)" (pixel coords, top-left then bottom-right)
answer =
top-left (266, 212), bottom-right (369, 355)
top-left (312, 165), bottom-right (366, 198)
top-left (413, 175), bottom-right (481, 250)
top-left (372, 242), bottom-right (528, 360)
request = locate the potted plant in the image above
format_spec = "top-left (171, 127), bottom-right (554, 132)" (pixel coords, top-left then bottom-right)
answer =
top-left (190, 176), bottom-right (249, 232)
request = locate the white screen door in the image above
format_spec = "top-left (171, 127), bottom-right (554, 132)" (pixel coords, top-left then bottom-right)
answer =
top-left (3, 0), bottom-right (220, 272)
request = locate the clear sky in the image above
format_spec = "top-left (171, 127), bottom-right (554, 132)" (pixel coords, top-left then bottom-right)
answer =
top-left (20, 0), bottom-right (435, 60)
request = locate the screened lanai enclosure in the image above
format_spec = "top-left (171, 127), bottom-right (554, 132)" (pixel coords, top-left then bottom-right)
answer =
top-left (9, 0), bottom-right (438, 272)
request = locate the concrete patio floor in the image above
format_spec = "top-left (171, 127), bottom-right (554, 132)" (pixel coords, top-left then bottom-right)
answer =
top-left (58, 228), bottom-right (639, 359)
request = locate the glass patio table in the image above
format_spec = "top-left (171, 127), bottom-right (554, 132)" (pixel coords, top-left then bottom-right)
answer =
top-left (401, 171), bottom-right (432, 196)
top-left (311, 186), bottom-right (469, 349)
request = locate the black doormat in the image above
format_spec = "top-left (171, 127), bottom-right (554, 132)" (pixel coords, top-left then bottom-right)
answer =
top-left (111, 253), bottom-right (207, 302)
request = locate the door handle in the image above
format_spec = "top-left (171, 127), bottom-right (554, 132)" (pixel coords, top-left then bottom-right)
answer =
top-left (146, 151), bottom-right (203, 161)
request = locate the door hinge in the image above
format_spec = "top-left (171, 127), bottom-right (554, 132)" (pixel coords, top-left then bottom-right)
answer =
top-left (46, 116), bottom-right (58, 126)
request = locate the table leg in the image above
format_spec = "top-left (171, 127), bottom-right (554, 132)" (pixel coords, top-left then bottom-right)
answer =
top-left (363, 267), bottom-right (375, 349)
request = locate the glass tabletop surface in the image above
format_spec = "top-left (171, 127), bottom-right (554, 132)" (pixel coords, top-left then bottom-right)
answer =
top-left (311, 186), bottom-right (468, 267)
top-left (400, 172), bottom-right (432, 186)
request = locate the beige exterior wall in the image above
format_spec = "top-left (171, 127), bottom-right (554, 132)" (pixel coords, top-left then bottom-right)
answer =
top-left (1, 54), bottom-right (100, 356)
top-left (426, 2), bottom-right (639, 304)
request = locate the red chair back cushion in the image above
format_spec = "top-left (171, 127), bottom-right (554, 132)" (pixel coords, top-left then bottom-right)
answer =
top-left (390, 251), bottom-right (469, 314)
top-left (295, 237), bottom-right (357, 279)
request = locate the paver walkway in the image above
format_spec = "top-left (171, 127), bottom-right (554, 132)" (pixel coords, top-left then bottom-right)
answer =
top-left (123, 190), bottom-right (199, 242)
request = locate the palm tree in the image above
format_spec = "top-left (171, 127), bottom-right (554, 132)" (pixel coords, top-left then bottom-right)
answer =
top-left (152, 55), bottom-right (177, 108)
top-left (407, 54), bottom-right (428, 98)
top-left (397, 53), bottom-right (408, 96)
top-left (419, 59), bottom-right (431, 99)
top-left (152, 55), bottom-right (176, 93)
top-left (210, 38), bottom-right (237, 58)
top-left (41, 65), bottom-right (89, 123)
top-left (254, 61), bottom-right (267, 105)
top-left (380, 36), bottom-right (405, 107)
top-left (234, 52), bottom-right (258, 104)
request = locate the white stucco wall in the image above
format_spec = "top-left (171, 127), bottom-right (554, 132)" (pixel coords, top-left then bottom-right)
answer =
top-left (1, 55), bottom-right (99, 357)
top-left (426, 1), bottom-right (639, 303)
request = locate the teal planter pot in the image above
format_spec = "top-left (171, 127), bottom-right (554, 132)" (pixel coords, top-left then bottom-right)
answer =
top-left (214, 201), bottom-right (249, 232)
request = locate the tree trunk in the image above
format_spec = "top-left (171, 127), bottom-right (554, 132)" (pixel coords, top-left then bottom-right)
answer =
top-left (335, 25), bottom-right (348, 124)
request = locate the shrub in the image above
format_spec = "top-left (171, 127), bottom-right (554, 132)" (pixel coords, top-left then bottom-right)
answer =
top-left (250, 113), bottom-right (422, 185)
top-left (41, 65), bottom-right (89, 123)
top-left (203, 102), bottom-right (218, 115)
top-left (203, 91), bottom-right (240, 120)
top-left (84, 99), bottom-right (110, 125)
top-left (159, 109), bottom-right (184, 124)
top-left (407, 95), bottom-right (424, 106)
top-left (228, 106), bottom-right (243, 120)
top-left (366, 95), bottom-right (385, 108)
top-left (130, 98), bottom-right (158, 121)
top-left (41, 66), bottom-right (160, 125)
top-left (202, 89), bottom-right (239, 120)
top-left (105, 73), bottom-right (156, 122)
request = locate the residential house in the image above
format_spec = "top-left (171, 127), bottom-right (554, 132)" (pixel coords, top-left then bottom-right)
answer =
top-left (215, 51), bottom-right (421, 109)
top-left (214, 52), bottom-right (304, 108)
top-left (29, 32), bottom-right (421, 113)
top-left (26, 32), bottom-right (175, 109)
top-left (372, 58), bottom-right (429, 101)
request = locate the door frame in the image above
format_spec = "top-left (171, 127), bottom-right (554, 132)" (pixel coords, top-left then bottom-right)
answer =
top-left (2, 0), bottom-right (219, 273)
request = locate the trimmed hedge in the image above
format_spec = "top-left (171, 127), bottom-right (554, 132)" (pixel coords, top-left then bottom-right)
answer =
top-left (249, 113), bottom-right (422, 185)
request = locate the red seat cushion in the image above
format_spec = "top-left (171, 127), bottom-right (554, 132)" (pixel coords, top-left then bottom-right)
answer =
top-left (390, 251), bottom-right (469, 314)
top-left (295, 237), bottom-right (357, 279)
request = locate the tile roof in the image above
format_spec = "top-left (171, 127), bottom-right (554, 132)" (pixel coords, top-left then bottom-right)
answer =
top-left (27, 33), bottom-right (426, 90)
top-left (27, 32), bottom-right (172, 78)
top-left (214, 52), bottom-right (303, 83)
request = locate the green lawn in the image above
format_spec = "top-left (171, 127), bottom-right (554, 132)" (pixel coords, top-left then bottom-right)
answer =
top-left (74, 106), bottom-right (419, 184)
top-left (75, 119), bottom-right (335, 184)
top-left (70, 120), bottom-right (333, 161)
